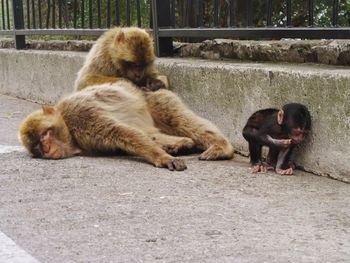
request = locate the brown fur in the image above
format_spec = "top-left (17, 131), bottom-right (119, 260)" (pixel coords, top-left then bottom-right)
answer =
top-left (74, 27), bottom-right (234, 162)
top-left (19, 81), bottom-right (191, 171)
top-left (75, 27), bottom-right (165, 91)
top-left (144, 90), bottom-right (234, 160)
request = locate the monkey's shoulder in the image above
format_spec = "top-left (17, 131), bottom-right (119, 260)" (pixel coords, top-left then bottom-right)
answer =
top-left (246, 108), bottom-right (278, 124)
top-left (251, 108), bottom-right (279, 117)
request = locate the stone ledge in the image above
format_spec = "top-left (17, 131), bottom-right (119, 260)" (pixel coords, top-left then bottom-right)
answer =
top-left (177, 39), bottom-right (350, 66)
top-left (0, 38), bottom-right (94, 52)
top-left (1, 38), bottom-right (350, 66)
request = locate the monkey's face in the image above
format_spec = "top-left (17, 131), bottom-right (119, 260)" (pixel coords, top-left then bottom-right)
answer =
top-left (112, 28), bottom-right (155, 84)
top-left (289, 127), bottom-right (308, 144)
top-left (19, 107), bottom-right (78, 159)
top-left (121, 61), bottom-right (147, 83)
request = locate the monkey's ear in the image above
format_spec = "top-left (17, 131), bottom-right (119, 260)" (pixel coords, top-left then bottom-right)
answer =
top-left (145, 29), bottom-right (153, 38)
top-left (277, 110), bottom-right (284, 125)
top-left (115, 30), bottom-right (126, 44)
top-left (42, 105), bottom-right (55, 115)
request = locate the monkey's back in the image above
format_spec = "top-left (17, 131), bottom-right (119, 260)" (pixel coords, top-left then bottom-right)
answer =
top-left (57, 82), bottom-right (156, 152)
top-left (244, 108), bottom-right (279, 129)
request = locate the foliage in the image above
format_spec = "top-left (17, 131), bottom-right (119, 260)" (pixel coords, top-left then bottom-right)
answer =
top-left (1, 0), bottom-right (349, 40)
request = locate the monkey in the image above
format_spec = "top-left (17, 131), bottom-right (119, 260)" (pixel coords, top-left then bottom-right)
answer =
top-left (19, 80), bottom-right (197, 171)
top-left (19, 81), bottom-right (234, 169)
top-left (74, 27), bottom-right (167, 92)
top-left (242, 103), bottom-right (311, 175)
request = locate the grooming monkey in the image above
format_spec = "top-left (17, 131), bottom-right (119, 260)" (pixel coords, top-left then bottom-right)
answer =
top-left (242, 103), bottom-right (311, 175)
top-left (19, 81), bottom-right (195, 171)
top-left (75, 27), bottom-right (167, 91)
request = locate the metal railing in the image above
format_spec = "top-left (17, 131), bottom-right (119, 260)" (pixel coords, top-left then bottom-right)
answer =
top-left (1, 0), bottom-right (350, 56)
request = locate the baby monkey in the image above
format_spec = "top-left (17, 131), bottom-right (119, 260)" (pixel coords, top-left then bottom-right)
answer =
top-left (242, 103), bottom-right (311, 175)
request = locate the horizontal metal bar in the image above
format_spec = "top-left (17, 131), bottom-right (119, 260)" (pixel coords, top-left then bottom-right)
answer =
top-left (2, 28), bottom-right (350, 39)
top-left (0, 30), bottom-right (14, 35)
top-left (0, 28), bottom-right (154, 36)
top-left (9, 29), bottom-right (108, 36)
top-left (158, 28), bottom-right (350, 39)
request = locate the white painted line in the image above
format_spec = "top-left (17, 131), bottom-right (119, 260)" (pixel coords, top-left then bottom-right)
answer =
top-left (0, 145), bottom-right (25, 154)
top-left (0, 231), bottom-right (40, 263)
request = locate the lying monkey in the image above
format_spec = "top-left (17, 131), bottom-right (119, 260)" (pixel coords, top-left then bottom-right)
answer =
top-left (19, 80), bottom-right (234, 171)
top-left (242, 103), bottom-right (311, 175)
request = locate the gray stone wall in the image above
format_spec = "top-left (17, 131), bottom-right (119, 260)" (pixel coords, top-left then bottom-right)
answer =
top-left (177, 39), bottom-right (350, 66)
top-left (0, 49), bottom-right (349, 182)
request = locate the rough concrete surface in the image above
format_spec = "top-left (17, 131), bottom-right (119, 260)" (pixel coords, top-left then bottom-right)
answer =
top-left (1, 94), bottom-right (350, 263)
top-left (177, 39), bottom-right (350, 66)
top-left (0, 49), bottom-right (349, 182)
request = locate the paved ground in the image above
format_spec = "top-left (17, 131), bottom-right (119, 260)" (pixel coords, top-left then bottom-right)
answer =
top-left (0, 94), bottom-right (349, 263)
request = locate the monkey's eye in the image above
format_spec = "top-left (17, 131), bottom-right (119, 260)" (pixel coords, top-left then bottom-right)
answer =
top-left (122, 61), bottom-right (145, 69)
top-left (290, 128), bottom-right (307, 137)
top-left (40, 129), bottom-right (49, 137)
top-left (30, 143), bottom-right (44, 158)
top-left (40, 128), bottom-right (54, 140)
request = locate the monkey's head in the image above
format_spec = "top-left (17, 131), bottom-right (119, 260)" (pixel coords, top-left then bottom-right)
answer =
top-left (19, 106), bottom-right (79, 159)
top-left (111, 27), bottom-right (155, 84)
top-left (277, 103), bottom-right (311, 144)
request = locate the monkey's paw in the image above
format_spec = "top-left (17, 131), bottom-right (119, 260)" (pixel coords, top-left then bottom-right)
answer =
top-left (155, 157), bottom-right (187, 171)
top-left (199, 144), bottom-right (234, 161)
top-left (145, 78), bottom-right (166, 91)
top-left (163, 138), bottom-right (195, 155)
top-left (276, 167), bottom-right (294, 176)
top-left (251, 164), bottom-right (268, 173)
top-left (165, 158), bottom-right (187, 171)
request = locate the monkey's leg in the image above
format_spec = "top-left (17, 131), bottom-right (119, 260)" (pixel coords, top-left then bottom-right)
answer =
top-left (275, 147), bottom-right (294, 175)
top-left (150, 132), bottom-right (195, 155)
top-left (145, 90), bottom-right (234, 160)
top-left (266, 147), bottom-right (279, 171)
top-left (248, 142), bottom-right (266, 173)
top-left (75, 120), bottom-right (187, 171)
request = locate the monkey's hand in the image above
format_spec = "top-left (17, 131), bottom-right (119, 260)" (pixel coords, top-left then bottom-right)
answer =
top-left (276, 167), bottom-right (294, 176)
top-left (144, 78), bottom-right (167, 91)
top-left (155, 156), bottom-right (187, 171)
top-left (266, 135), bottom-right (292, 148)
top-left (163, 138), bottom-right (195, 155)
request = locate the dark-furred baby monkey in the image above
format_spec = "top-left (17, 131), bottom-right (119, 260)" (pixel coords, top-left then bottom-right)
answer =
top-left (242, 103), bottom-right (311, 175)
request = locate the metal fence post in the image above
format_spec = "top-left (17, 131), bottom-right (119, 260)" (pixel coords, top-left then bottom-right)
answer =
top-left (12, 0), bottom-right (26, 49)
top-left (151, 0), bottom-right (173, 57)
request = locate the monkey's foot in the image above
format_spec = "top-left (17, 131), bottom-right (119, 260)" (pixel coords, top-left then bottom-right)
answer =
top-left (199, 144), bottom-right (234, 161)
top-left (276, 167), bottom-right (294, 176)
top-left (251, 164), bottom-right (268, 173)
top-left (163, 138), bottom-right (195, 155)
top-left (154, 157), bottom-right (187, 171)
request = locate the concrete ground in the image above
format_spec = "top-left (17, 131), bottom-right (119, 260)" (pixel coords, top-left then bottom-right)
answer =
top-left (0, 94), bottom-right (349, 263)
